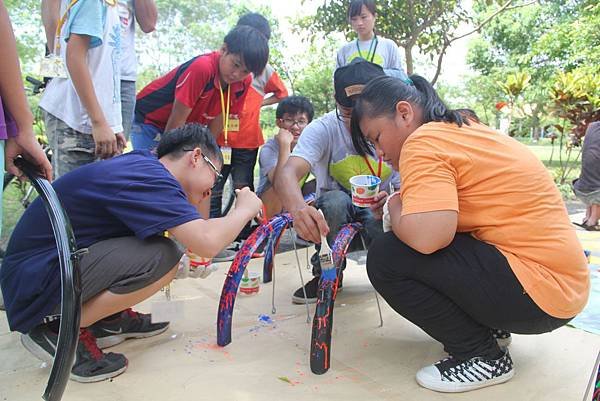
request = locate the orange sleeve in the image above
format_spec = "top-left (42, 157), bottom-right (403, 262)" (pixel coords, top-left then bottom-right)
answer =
top-left (264, 71), bottom-right (288, 99)
top-left (399, 135), bottom-right (459, 216)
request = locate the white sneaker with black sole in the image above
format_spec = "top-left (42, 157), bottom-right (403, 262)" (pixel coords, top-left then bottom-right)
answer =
top-left (416, 351), bottom-right (514, 393)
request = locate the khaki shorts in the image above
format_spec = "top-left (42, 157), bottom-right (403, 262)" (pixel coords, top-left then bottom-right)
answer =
top-left (573, 187), bottom-right (600, 206)
top-left (78, 236), bottom-right (183, 303)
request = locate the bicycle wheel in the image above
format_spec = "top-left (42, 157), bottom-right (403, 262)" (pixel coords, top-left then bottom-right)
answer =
top-left (221, 176), bottom-right (235, 216)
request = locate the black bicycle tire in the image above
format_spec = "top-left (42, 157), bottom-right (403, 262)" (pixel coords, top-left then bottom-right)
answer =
top-left (15, 158), bottom-right (82, 401)
top-left (221, 177), bottom-right (235, 216)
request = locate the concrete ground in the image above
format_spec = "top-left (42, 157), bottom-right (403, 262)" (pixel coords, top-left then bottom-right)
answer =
top-left (1, 241), bottom-right (599, 401)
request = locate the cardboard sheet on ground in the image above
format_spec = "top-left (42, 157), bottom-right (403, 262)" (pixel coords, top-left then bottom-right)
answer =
top-left (570, 229), bottom-right (600, 335)
top-left (571, 261), bottom-right (600, 335)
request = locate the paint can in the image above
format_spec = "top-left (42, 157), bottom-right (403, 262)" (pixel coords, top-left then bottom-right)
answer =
top-left (240, 270), bottom-right (260, 295)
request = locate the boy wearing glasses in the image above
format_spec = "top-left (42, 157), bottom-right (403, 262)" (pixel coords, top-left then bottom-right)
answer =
top-left (256, 96), bottom-right (315, 218)
top-left (1, 124), bottom-right (262, 382)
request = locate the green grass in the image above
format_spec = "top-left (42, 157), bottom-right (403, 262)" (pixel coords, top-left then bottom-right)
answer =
top-left (525, 142), bottom-right (582, 200)
top-left (1, 181), bottom-right (33, 249)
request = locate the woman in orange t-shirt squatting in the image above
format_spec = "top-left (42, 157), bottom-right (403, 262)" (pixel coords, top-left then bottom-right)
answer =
top-left (349, 75), bottom-right (590, 393)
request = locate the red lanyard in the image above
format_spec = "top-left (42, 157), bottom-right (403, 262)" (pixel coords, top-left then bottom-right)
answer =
top-left (363, 156), bottom-right (382, 178)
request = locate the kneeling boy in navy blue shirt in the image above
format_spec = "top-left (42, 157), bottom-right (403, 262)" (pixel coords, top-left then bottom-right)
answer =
top-left (0, 123), bottom-right (262, 382)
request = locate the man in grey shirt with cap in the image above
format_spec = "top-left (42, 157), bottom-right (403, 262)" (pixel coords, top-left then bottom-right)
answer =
top-left (275, 59), bottom-right (401, 304)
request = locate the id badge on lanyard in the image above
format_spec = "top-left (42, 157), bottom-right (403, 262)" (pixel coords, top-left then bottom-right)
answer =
top-left (221, 146), bottom-right (232, 165)
top-left (228, 116), bottom-right (240, 132)
top-left (39, 54), bottom-right (68, 79)
top-left (39, 0), bottom-right (79, 79)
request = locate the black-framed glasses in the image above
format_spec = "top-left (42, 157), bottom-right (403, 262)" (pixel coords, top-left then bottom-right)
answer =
top-left (182, 148), bottom-right (224, 184)
top-left (336, 105), bottom-right (353, 122)
top-left (201, 153), bottom-right (224, 182)
top-left (279, 118), bottom-right (309, 128)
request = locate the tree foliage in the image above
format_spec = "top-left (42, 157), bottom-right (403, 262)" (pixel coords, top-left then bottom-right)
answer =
top-left (297, 0), bottom-right (529, 84)
top-left (465, 0), bottom-right (600, 136)
top-left (5, 0), bottom-right (45, 70)
top-left (298, 0), bottom-right (469, 78)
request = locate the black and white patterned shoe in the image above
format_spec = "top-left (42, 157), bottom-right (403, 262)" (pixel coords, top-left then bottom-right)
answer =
top-left (491, 328), bottom-right (512, 349)
top-left (416, 351), bottom-right (514, 392)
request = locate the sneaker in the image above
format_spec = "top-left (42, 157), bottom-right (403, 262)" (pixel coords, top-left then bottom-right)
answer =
top-left (89, 309), bottom-right (169, 349)
top-left (213, 241), bottom-right (241, 263)
top-left (291, 273), bottom-right (343, 304)
top-left (21, 324), bottom-right (128, 383)
top-left (213, 248), bottom-right (237, 262)
top-left (416, 351), bottom-right (514, 393)
top-left (491, 328), bottom-right (512, 349)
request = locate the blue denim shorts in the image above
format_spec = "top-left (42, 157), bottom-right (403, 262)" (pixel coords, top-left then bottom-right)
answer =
top-left (130, 122), bottom-right (163, 151)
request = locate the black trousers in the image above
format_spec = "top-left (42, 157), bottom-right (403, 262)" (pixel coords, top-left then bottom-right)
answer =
top-left (367, 232), bottom-right (572, 360)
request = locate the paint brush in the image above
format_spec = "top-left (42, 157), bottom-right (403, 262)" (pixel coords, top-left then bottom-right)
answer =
top-left (317, 210), bottom-right (334, 271)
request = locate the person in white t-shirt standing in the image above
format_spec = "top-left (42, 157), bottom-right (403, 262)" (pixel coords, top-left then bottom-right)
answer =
top-left (40, 0), bottom-right (126, 178)
top-left (336, 0), bottom-right (406, 72)
top-left (117, 0), bottom-right (157, 140)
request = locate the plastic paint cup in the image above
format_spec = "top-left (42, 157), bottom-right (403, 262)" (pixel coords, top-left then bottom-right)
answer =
top-left (349, 175), bottom-right (381, 207)
top-left (240, 271), bottom-right (261, 295)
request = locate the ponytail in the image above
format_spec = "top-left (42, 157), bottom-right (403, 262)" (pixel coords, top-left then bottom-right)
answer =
top-left (351, 74), bottom-right (476, 156)
top-left (409, 75), bottom-right (465, 127)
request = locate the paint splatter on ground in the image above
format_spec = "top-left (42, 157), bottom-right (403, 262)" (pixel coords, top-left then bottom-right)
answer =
top-left (183, 337), bottom-right (233, 361)
top-left (248, 314), bottom-right (297, 334)
top-left (277, 376), bottom-right (301, 386)
top-left (258, 314), bottom-right (273, 324)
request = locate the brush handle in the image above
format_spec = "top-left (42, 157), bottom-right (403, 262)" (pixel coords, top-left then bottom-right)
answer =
top-left (317, 209), bottom-right (332, 253)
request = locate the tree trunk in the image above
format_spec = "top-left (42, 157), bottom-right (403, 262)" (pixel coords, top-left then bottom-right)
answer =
top-left (404, 46), bottom-right (414, 75)
top-left (531, 109), bottom-right (541, 142)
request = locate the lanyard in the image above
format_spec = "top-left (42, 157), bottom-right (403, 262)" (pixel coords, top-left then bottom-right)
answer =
top-left (356, 36), bottom-right (377, 63)
top-left (55, 0), bottom-right (116, 55)
top-left (54, 0), bottom-right (79, 55)
top-left (219, 83), bottom-right (231, 145)
top-left (363, 156), bottom-right (382, 178)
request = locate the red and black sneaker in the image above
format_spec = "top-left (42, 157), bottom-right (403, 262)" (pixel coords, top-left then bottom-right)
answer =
top-left (21, 324), bottom-right (128, 383)
top-left (89, 309), bottom-right (169, 349)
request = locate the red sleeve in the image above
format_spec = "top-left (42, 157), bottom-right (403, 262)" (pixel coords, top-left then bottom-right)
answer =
top-left (174, 58), bottom-right (212, 109)
top-left (264, 71), bottom-right (288, 99)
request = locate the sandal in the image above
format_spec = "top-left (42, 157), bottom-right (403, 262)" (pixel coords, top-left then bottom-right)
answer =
top-left (573, 221), bottom-right (600, 231)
